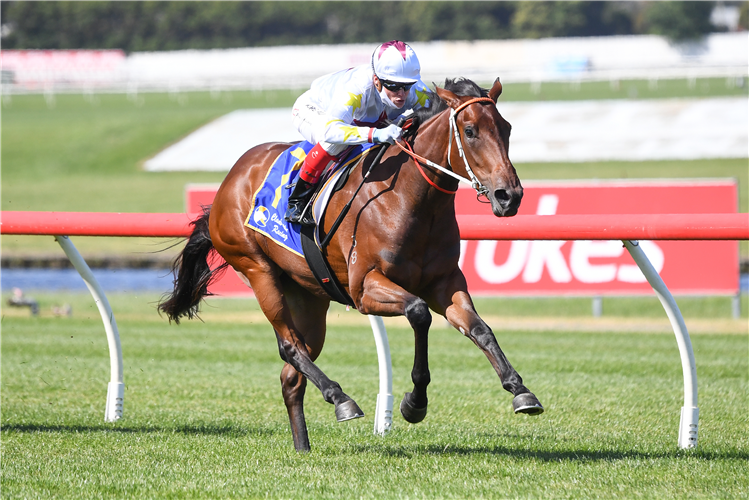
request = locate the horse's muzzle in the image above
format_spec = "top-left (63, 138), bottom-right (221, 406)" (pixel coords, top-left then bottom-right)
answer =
top-left (491, 186), bottom-right (523, 217)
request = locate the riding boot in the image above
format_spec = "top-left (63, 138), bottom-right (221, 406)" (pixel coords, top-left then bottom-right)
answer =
top-left (284, 179), bottom-right (318, 225)
top-left (284, 143), bottom-right (337, 225)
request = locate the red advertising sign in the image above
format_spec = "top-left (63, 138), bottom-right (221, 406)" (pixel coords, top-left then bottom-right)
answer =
top-left (1, 49), bottom-right (126, 89)
top-left (186, 179), bottom-right (739, 297)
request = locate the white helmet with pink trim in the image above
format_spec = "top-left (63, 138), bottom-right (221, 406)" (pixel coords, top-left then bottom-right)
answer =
top-left (372, 40), bottom-right (421, 84)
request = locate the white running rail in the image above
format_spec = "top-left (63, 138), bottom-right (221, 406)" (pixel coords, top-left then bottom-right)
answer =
top-left (46, 234), bottom-right (697, 447)
top-left (54, 236), bottom-right (124, 422)
top-left (368, 239), bottom-right (700, 449)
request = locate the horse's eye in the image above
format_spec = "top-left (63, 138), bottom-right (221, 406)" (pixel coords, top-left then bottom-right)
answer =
top-left (464, 127), bottom-right (475, 139)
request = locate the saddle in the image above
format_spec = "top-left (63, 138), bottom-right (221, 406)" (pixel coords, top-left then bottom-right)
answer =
top-left (299, 116), bottom-right (419, 305)
top-left (301, 143), bottom-right (384, 307)
top-left (244, 141), bottom-right (380, 306)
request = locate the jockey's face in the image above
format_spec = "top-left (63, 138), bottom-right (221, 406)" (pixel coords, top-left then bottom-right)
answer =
top-left (373, 75), bottom-right (407, 109)
top-left (384, 86), bottom-right (407, 108)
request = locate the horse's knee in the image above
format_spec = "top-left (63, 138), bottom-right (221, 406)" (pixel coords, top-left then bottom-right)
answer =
top-left (405, 298), bottom-right (432, 331)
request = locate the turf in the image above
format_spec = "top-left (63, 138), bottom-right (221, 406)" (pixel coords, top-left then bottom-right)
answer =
top-left (500, 76), bottom-right (749, 102)
top-left (2, 292), bottom-right (747, 498)
top-left (2, 77), bottom-right (747, 498)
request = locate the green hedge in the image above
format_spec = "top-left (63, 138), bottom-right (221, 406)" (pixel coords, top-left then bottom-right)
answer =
top-left (0, 1), bottom-right (722, 52)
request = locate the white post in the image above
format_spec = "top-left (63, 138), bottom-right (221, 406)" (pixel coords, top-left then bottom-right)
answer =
top-left (54, 236), bottom-right (124, 422)
top-left (369, 315), bottom-right (393, 436)
top-left (623, 240), bottom-right (698, 449)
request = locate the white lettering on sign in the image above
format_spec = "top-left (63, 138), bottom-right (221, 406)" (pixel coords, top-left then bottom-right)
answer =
top-left (523, 240), bottom-right (572, 283)
top-left (569, 240), bottom-right (622, 283)
top-left (475, 240), bottom-right (529, 284)
top-left (464, 194), bottom-right (665, 284)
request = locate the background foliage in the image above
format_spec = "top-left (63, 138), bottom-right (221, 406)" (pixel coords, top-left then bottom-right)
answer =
top-left (0, 1), bottom-right (736, 51)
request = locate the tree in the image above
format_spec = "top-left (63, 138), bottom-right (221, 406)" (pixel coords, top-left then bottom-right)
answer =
top-left (738, 1), bottom-right (749, 31)
top-left (0, 1), bottom-right (722, 51)
top-left (510, 1), bottom-right (639, 39)
top-left (639, 1), bottom-right (715, 42)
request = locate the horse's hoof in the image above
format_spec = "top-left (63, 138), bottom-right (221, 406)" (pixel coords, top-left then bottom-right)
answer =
top-left (335, 400), bottom-right (364, 422)
top-left (513, 393), bottom-right (544, 415)
top-left (400, 392), bottom-right (428, 423)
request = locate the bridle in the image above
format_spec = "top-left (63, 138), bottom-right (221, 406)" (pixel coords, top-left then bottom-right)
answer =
top-left (322, 97), bottom-right (496, 249)
top-left (395, 96), bottom-right (495, 199)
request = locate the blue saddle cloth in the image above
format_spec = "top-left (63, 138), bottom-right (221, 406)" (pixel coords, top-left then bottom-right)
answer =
top-left (244, 141), bottom-right (376, 257)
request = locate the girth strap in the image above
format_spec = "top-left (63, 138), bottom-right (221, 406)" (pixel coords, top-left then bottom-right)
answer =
top-left (300, 224), bottom-right (355, 307)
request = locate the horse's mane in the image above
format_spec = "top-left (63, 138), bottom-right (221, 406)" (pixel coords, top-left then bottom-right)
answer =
top-left (411, 77), bottom-right (489, 126)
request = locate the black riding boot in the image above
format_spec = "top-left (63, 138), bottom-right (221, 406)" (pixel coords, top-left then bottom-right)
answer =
top-left (284, 180), bottom-right (317, 225)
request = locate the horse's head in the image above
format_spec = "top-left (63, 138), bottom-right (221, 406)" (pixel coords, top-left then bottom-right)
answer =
top-left (435, 78), bottom-right (523, 217)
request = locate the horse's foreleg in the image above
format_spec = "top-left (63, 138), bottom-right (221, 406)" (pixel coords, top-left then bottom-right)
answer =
top-left (359, 271), bottom-right (431, 423)
top-left (435, 273), bottom-right (544, 416)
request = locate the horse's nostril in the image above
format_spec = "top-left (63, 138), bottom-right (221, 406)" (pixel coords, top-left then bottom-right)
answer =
top-left (495, 189), bottom-right (511, 202)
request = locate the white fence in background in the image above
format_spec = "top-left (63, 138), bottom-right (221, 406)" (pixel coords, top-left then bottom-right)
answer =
top-left (2, 33), bottom-right (747, 94)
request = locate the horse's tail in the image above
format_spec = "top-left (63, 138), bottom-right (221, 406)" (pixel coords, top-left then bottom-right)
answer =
top-left (158, 206), bottom-right (228, 324)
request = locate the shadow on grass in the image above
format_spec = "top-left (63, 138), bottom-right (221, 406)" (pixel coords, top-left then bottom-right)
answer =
top-left (1, 422), bottom-right (276, 438)
top-left (350, 443), bottom-right (749, 462)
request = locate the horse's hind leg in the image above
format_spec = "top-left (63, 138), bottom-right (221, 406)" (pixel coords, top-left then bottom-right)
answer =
top-left (279, 359), bottom-right (310, 452)
top-left (252, 270), bottom-right (362, 449)
top-left (274, 272), bottom-right (364, 424)
top-left (358, 271), bottom-right (432, 423)
top-left (220, 269), bottom-right (362, 450)
top-left (273, 276), bottom-right (337, 452)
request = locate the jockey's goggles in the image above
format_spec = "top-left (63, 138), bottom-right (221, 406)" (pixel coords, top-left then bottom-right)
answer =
top-left (380, 79), bottom-right (414, 92)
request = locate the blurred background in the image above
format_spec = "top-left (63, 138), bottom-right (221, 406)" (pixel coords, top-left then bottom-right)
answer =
top-left (1, 1), bottom-right (747, 319)
top-left (2, 1), bottom-right (746, 51)
top-left (1, 1), bottom-right (747, 91)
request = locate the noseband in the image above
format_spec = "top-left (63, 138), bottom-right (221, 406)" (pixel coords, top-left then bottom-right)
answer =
top-left (396, 96), bottom-right (495, 199)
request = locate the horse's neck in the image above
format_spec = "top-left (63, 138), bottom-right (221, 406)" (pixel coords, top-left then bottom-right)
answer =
top-left (413, 111), bottom-right (451, 168)
top-left (403, 111), bottom-right (459, 206)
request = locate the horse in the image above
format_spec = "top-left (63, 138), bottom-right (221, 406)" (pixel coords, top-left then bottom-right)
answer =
top-left (159, 77), bottom-right (544, 452)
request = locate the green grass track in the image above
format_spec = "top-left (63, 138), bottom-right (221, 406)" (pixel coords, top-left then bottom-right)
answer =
top-left (2, 292), bottom-right (747, 498)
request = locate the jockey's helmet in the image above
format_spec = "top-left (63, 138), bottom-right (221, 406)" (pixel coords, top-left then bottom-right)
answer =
top-left (372, 40), bottom-right (420, 84)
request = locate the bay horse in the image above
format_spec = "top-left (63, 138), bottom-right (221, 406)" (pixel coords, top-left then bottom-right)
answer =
top-left (159, 77), bottom-right (543, 452)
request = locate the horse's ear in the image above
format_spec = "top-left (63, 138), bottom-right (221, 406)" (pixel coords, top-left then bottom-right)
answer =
top-left (489, 78), bottom-right (503, 103)
top-left (435, 86), bottom-right (462, 109)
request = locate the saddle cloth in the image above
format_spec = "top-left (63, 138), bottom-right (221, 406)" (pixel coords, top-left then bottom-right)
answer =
top-left (244, 141), bottom-right (376, 256)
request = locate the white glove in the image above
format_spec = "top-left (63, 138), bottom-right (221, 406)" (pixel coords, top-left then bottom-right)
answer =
top-left (372, 124), bottom-right (402, 145)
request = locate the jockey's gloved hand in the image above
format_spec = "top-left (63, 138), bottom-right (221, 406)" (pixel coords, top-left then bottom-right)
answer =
top-left (372, 124), bottom-right (402, 145)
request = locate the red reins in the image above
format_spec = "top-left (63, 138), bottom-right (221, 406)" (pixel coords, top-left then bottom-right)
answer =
top-left (396, 140), bottom-right (459, 194)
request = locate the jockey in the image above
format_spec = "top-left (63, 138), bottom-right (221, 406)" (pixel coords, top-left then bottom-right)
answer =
top-left (285, 40), bottom-right (432, 225)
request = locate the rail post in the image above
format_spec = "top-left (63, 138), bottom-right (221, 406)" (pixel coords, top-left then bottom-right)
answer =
top-left (369, 315), bottom-right (393, 435)
top-left (54, 236), bottom-right (124, 422)
top-left (623, 240), bottom-right (698, 448)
